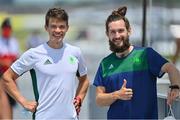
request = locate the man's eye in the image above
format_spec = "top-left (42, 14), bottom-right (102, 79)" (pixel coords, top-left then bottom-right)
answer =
top-left (58, 26), bottom-right (64, 29)
top-left (118, 29), bottom-right (124, 33)
top-left (111, 31), bottom-right (116, 34)
top-left (50, 25), bottom-right (57, 29)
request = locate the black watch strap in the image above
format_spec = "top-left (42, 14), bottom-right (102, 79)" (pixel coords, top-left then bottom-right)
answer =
top-left (169, 85), bottom-right (180, 89)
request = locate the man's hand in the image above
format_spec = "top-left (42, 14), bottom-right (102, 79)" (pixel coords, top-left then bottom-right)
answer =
top-left (112, 79), bottom-right (133, 100)
top-left (73, 96), bottom-right (81, 115)
top-left (167, 89), bottom-right (180, 105)
top-left (22, 100), bottom-right (38, 113)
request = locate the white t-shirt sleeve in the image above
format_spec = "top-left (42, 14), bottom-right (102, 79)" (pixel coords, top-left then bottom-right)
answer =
top-left (11, 49), bottom-right (36, 76)
top-left (76, 48), bottom-right (87, 77)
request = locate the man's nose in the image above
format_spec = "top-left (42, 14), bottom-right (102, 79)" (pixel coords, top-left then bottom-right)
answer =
top-left (114, 31), bottom-right (121, 38)
top-left (55, 27), bottom-right (61, 32)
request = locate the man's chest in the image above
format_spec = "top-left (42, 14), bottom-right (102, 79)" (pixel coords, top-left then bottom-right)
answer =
top-left (34, 54), bottom-right (79, 76)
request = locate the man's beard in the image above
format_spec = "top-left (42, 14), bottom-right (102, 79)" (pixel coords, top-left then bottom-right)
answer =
top-left (109, 37), bottom-right (130, 53)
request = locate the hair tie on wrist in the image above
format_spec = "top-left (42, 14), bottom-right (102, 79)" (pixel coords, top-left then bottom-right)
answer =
top-left (75, 96), bottom-right (82, 106)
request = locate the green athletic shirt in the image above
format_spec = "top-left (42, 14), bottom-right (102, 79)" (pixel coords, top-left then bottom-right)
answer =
top-left (93, 46), bottom-right (168, 119)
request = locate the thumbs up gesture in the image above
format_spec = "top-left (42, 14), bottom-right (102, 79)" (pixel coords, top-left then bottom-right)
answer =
top-left (112, 79), bottom-right (133, 100)
top-left (121, 79), bottom-right (127, 88)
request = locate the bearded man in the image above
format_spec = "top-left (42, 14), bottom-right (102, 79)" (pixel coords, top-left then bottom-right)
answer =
top-left (93, 6), bottom-right (180, 119)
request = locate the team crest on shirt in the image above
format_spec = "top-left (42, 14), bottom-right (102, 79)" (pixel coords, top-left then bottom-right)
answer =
top-left (133, 57), bottom-right (142, 64)
top-left (68, 56), bottom-right (77, 64)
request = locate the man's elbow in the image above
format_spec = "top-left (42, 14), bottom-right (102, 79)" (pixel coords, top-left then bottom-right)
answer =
top-left (96, 97), bottom-right (103, 106)
top-left (2, 73), bottom-right (10, 86)
top-left (162, 62), bottom-right (177, 73)
top-left (1, 70), bottom-right (15, 87)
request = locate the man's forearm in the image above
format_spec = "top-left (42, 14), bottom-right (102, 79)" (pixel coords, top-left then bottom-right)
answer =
top-left (2, 69), bottom-right (26, 106)
top-left (167, 64), bottom-right (180, 86)
top-left (96, 92), bottom-right (117, 106)
top-left (161, 63), bottom-right (180, 86)
top-left (75, 75), bottom-right (89, 102)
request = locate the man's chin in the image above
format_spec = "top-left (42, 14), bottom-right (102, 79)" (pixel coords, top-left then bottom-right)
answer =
top-left (115, 45), bottom-right (123, 49)
top-left (114, 42), bottom-right (123, 47)
top-left (53, 37), bottom-right (63, 42)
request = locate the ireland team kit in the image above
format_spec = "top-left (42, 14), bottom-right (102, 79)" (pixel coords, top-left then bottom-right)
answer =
top-left (94, 46), bottom-right (168, 119)
top-left (11, 42), bottom-right (87, 119)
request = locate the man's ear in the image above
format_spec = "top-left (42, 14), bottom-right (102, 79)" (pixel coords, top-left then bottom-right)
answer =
top-left (67, 25), bottom-right (69, 31)
top-left (44, 25), bottom-right (48, 31)
top-left (105, 30), bottom-right (108, 36)
top-left (128, 27), bottom-right (132, 36)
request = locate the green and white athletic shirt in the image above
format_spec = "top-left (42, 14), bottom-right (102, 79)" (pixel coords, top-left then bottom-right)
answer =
top-left (11, 42), bottom-right (87, 120)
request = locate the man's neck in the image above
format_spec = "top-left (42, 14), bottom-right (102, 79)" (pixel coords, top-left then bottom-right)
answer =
top-left (47, 40), bottom-right (63, 49)
top-left (116, 45), bottom-right (133, 58)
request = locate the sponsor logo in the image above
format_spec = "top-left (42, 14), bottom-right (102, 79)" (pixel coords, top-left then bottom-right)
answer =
top-left (44, 59), bottom-right (52, 65)
top-left (108, 64), bottom-right (114, 69)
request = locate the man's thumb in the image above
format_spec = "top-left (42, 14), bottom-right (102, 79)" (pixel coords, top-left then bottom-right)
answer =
top-left (121, 79), bottom-right (127, 88)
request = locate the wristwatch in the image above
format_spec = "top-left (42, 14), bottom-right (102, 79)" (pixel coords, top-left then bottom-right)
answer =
top-left (169, 85), bottom-right (180, 90)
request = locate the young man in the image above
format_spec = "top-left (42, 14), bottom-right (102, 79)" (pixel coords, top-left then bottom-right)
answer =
top-left (2, 7), bottom-right (89, 119)
top-left (0, 18), bottom-right (19, 119)
top-left (93, 6), bottom-right (180, 119)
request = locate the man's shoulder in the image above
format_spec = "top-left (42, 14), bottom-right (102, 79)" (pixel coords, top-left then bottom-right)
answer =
top-left (101, 53), bottom-right (114, 64)
top-left (23, 44), bottom-right (45, 56)
top-left (132, 45), bottom-right (151, 54)
top-left (64, 43), bottom-right (81, 51)
top-left (133, 45), bottom-right (147, 50)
